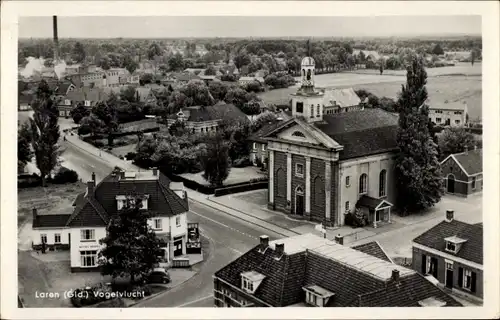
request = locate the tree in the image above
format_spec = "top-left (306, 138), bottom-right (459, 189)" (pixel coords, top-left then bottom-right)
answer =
top-left (379, 61), bottom-right (384, 75)
top-left (395, 56), bottom-right (443, 214)
top-left (431, 43), bottom-right (444, 56)
top-left (201, 132), bottom-right (231, 187)
top-left (204, 65), bottom-right (216, 76)
top-left (125, 59), bottom-right (139, 74)
top-left (224, 87), bottom-right (249, 110)
top-left (228, 123), bottom-right (251, 161)
top-left (439, 127), bottom-right (479, 160)
top-left (70, 103), bottom-right (90, 124)
top-left (120, 86), bottom-right (138, 103)
top-left (168, 120), bottom-right (188, 136)
top-left (99, 196), bottom-right (163, 284)
top-left (140, 74), bottom-right (153, 85)
top-left (168, 53), bottom-right (184, 71)
top-left (29, 81), bottom-right (60, 186)
top-left (233, 53), bottom-right (251, 70)
top-left (18, 122), bottom-right (33, 173)
top-left (78, 114), bottom-right (105, 138)
top-left (92, 102), bottom-right (119, 146)
top-left (208, 81), bottom-right (229, 102)
top-left (148, 43), bottom-right (163, 75)
top-left (251, 112), bottom-right (278, 132)
top-left (72, 42), bottom-right (86, 63)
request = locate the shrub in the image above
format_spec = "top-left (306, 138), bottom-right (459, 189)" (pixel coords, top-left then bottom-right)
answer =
top-left (344, 209), bottom-right (369, 228)
top-left (18, 173), bottom-right (42, 188)
top-left (125, 152), bottom-right (137, 161)
top-left (52, 167), bottom-right (79, 184)
top-left (233, 157), bottom-right (251, 168)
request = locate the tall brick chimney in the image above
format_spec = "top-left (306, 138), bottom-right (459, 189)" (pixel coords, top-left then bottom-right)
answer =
top-left (334, 234), bottom-right (344, 245)
top-left (53, 16), bottom-right (59, 62)
top-left (392, 269), bottom-right (400, 282)
top-left (87, 180), bottom-right (95, 197)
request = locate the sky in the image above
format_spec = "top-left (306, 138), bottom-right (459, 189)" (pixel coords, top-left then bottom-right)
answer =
top-left (18, 16), bottom-right (481, 39)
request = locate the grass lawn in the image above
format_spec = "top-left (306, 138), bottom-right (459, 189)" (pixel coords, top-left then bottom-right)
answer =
top-left (18, 182), bottom-right (86, 225)
top-left (119, 119), bottom-right (166, 133)
top-left (180, 166), bottom-right (267, 186)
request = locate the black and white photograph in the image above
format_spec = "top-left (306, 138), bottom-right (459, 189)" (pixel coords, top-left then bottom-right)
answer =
top-left (2, 1), bottom-right (499, 319)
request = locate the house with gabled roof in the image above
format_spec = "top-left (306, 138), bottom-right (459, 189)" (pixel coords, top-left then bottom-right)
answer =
top-left (322, 88), bottom-right (363, 114)
top-left (441, 148), bottom-right (482, 197)
top-left (213, 233), bottom-right (461, 307)
top-left (31, 168), bottom-right (190, 272)
top-left (429, 100), bottom-right (468, 127)
top-left (57, 87), bottom-right (107, 117)
top-left (412, 210), bottom-right (483, 303)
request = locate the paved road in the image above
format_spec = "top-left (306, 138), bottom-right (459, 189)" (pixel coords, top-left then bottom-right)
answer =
top-left (58, 138), bottom-right (282, 308)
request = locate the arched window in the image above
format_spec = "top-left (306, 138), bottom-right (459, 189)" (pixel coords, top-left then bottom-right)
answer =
top-left (316, 104), bottom-right (320, 116)
top-left (359, 174), bottom-right (368, 194)
top-left (313, 176), bottom-right (324, 206)
top-left (310, 105), bottom-right (314, 118)
top-left (276, 168), bottom-right (286, 197)
top-left (296, 185), bottom-right (304, 195)
top-left (302, 69), bottom-right (305, 77)
top-left (306, 69), bottom-right (311, 80)
top-left (379, 170), bottom-right (387, 197)
top-left (292, 131), bottom-right (305, 138)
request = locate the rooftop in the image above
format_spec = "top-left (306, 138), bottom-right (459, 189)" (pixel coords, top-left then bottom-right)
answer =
top-left (451, 149), bottom-right (482, 176)
top-left (429, 100), bottom-right (467, 111)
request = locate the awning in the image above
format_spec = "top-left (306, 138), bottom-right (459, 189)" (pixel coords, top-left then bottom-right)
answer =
top-left (356, 195), bottom-right (393, 211)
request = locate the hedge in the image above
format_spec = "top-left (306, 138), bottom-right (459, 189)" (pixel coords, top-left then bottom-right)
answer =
top-left (214, 181), bottom-right (268, 197)
top-left (18, 173), bottom-right (42, 188)
top-left (52, 167), bottom-right (79, 184)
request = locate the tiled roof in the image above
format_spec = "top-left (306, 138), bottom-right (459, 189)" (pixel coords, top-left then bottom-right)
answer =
top-left (72, 192), bottom-right (85, 206)
top-left (215, 233), bottom-right (460, 307)
top-left (413, 219), bottom-right (483, 265)
top-left (451, 149), bottom-right (482, 176)
top-left (175, 73), bottom-right (201, 82)
top-left (315, 109), bottom-right (399, 160)
top-left (55, 81), bottom-right (74, 95)
top-left (249, 121), bottom-right (284, 143)
top-left (66, 170), bottom-right (188, 228)
top-left (429, 100), bottom-right (467, 111)
top-left (66, 87), bottom-right (107, 103)
top-left (136, 87), bottom-right (155, 103)
top-left (352, 241), bottom-right (393, 263)
top-left (177, 103), bottom-right (249, 124)
top-left (33, 214), bottom-right (71, 228)
top-left (323, 88), bottom-right (361, 108)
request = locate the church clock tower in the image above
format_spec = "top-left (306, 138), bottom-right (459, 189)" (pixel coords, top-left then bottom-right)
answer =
top-left (291, 40), bottom-right (324, 123)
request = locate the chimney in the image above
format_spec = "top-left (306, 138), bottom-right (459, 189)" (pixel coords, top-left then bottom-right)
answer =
top-left (152, 168), bottom-right (158, 176)
top-left (52, 16), bottom-right (59, 62)
top-left (32, 208), bottom-right (38, 220)
top-left (87, 180), bottom-right (95, 197)
top-left (392, 269), bottom-right (400, 282)
top-left (275, 243), bottom-right (285, 255)
top-left (259, 235), bottom-right (269, 250)
top-left (445, 210), bottom-right (454, 222)
top-left (334, 234), bottom-right (344, 245)
top-left (91, 172), bottom-right (96, 182)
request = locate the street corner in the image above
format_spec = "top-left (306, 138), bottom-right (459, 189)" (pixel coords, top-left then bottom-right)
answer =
top-left (166, 269), bottom-right (198, 289)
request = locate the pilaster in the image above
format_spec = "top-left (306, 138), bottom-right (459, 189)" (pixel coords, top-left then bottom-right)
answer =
top-left (286, 153), bottom-right (292, 206)
top-left (325, 160), bottom-right (332, 221)
top-left (269, 150), bottom-right (275, 204)
top-left (305, 156), bottom-right (311, 217)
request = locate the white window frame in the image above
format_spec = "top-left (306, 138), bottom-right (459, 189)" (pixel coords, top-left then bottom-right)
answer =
top-left (40, 234), bottom-right (47, 244)
top-left (153, 218), bottom-right (162, 230)
top-left (295, 163), bottom-right (304, 178)
top-left (80, 250), bottom-right (97, 267)
top-left (445, 241), bottom-right (457, 253)
top-left (306, 291), bottom-right (322, 307)
top-left (54, 233), bottom-right (61, 244)
top-left (84, 100), bottom-right (91, 107)
top-left (241, 277), bottom-right (254, 293)
top-left (345, 176), bottom-right (350, 187)
top-left (345, 201), bottom-right (350, 212)
top-left (176, 216), bottom-right (181, 227)
top-left (261, 144), bottom-right (266, 151)
top-left (252, 142), bottom-right (256, 150)
top-left (463, 269), bottom-right (472, 291)
top-left (65, 99), bottom-right (71, 105)
top-left (426, 255), bottom-right (432, 274)
top-left (471, 177), bottom-right (477, 190)
top-left (359, 174), bottom-right (368, 195)
top-left (80, 229), bottom-right (95, 241)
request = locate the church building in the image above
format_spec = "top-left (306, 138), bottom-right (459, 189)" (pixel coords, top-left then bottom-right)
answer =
top-left (263, 56), bottom-right (399, 228)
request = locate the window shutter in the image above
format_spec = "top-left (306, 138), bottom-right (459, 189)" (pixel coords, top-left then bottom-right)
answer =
top-left (470, 271), bottom-right (476, 293)
top-left (458, 267), bottom-right (463, 287)
top-left (421, 254), bottom-right (427, 274)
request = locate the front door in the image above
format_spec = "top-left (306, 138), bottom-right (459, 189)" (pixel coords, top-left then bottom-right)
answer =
top-left (295, 194), bottom-right (304, 216)
top-left (68, 233), bottom-right (71, 246)
top-left (446, 269), bottom-right (454, 288)
top-left (447, 175), bottom-right (455, 193)
top-left (173, 238), bottom-right (183, 257)
top-left (375, 210), bottom-right (381, 222)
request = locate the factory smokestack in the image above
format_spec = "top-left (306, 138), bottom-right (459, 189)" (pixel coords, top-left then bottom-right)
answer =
top-left (53, 16), bottom-right (59, 62)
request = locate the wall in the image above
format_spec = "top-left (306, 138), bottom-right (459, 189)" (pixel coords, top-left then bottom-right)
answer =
top-left (412, 246), bottom-right (483, 299)
top-left (310, 158), bottom-right (326, 222)
top-left (441, 156), bottom-right (473, 196)
top-left (70, 227), bottom-right (107, 269)
top-left (213, 278), bottom-right (264, 307)
top-left (338, 152), bottom-right (397, 225)
top-left (272, 151), bottom-right (288, 210)
top-left (291, 154), bottom-right (306, 216)
top-left (170, 212), bottom-right (188, 239)
top-left (32, 228), bottom-right (69, 245)
top-left (250, 142), bottom-right (268, 165)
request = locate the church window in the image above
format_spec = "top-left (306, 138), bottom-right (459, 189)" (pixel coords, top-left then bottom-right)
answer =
top-left (310, 105), bottom-right (314, 118)
top-left (317, 105), bottom-right (320, 117)
top-left (313, 177), bottom-right (323, 206)
top-left (296, 102), bottom-right (304, 113)
top-left (379, 170), bottom-right (387, 197)
top-left (359, 174), bottom-right (368, 194)
top-left (292, 131), bottom-right (306, 138)
top-left (306, 69), bottom-right (311, 81)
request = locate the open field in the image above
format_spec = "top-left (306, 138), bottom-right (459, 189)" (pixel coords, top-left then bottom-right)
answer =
top-left (260, 64), bottom-right (482, 122)
top-left (344, 62), bottom-right (481, 77)
top-left (180, 166), bottom-right (266, 187)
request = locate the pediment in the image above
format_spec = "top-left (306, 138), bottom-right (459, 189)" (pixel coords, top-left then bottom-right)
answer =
top-left (277, 125), bottom-right (322, 146)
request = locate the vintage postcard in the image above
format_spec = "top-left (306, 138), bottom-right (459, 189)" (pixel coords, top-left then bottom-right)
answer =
top-left (1, 1), bottom-right (499, 319)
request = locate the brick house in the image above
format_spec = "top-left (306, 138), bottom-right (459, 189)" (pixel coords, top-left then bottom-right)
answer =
top-left (262, 56), bottom-right (399, 227)
top-left (441, 148), bottom-right (482, 197)
top-left (31, 168), bottom-right (190, 272)
top-left (213, 233), bottom-right (461, 307)
top-left (412, 210), bottom-right (483, 303)
top-left (57, 87), bottom-right (107, 117)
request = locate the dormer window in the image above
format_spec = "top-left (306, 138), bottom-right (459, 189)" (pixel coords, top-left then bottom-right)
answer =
top-left (116, 195), bottom-right (149, 210)
top-left (240, 271), bottom-right (265, 294)
top-left (444, 236), bottom-right (467, 254)
top-left (303, 285), bottom-right (335, 307)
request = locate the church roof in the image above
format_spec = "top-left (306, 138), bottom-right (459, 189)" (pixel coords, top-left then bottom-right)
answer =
top-left (301, 56), bottom-right (315, 66)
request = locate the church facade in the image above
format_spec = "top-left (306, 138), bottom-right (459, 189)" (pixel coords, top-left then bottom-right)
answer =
top-left (263, 56), bottom-right (399, 228)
